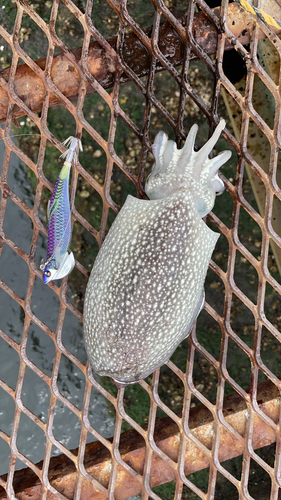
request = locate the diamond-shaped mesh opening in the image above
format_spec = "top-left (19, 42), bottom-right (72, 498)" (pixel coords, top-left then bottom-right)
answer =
top-left (118, 81), bottom-right (147, 128)
top-left (149, 103), bottom-right (177, 139)
top-left (152, 480), bottom-right (176, 499)
top-left (0, 387), bottom-right (15, 436)
top-left (248, 456), bottom-right (272, 500)
top-left (191, 353), bottom-right (218, 403)
top-left (214, 470), bottom-right (239, 499)
top-left (268, 238), bottom-right (281, 285)
top-left (87, 386), bottom-right (115, 440)
top-left (237, 205), bottom-right (262, 258)
top-left (251, 74), bottom-right (276, 130)
top-left (260, 326), bottom-right (281, 377)
top-left (205, 267), bottom-right (225, 316)
top-left (46, 109), bottom-right (77, 157)
top-left (246, 122), bottom-right (271, 177)
top-left (258, 38), bottom-right (280, 85)
top-left (1, 0), bottom-right (281, 498)
top-left (157, 363), bottom-right (185, 416)
top-left (126, 0), bottom-right (156, 28)
top-left (6, 150), bottom-right (37, 207)
top-left (30, 276), bottom-right (60, 331)
top-left (196, 310), bottom-right (222, 361)
top-left (213, 187), bottom-right (234, 229)
top-left (230, 295), bottom-right (256, 349)
top-left (153, 71), bottom-right (182, 121)
top-left (60, 308), bottom-right (86, 363)
top-left (189, 63), bottom-right (215, 111)
top-left (90, 3), bottom-right (120, 38)
top-left (256, 442), bottom-right (277, 470)
top-left (0, 244), bottom-right (29, 299)
top-left (3, 198), bottom-right (33, 254)
top-left (123, 383), bottom-right (151, 428)
top-left (222, 454), bottom-right (243, 481)
top-left (264, 282), bottom-right (281, 328)
top-left (226, 337), bottom-right (252, 390)
top-left (75, 184), bottom-right (103, 230)
top-left (209, 228), bottom-right (229, 272)
top-left (54, 1), bottom-right (85, 50)
top-left (82, 92), bottom-right (111, 141)
top-left (57, 354), bottom-right (86, 410)
top-left (182, 479), bottom-right (208, 499)
top-left (52, 398), bottom-right (82, 452)
top-left (21, 366), bottom-right (51, 421)
top-left (276, 152), bottom-right (281, 190)
top-left (16, 411), bottom-right (46, 465)
top-left (111, 161), bottom-right (138, 205)
top-left (188, 467), bottom-right (210, 494)
top-left (0, 438), bottom-right (11, 476)
top-left (78, 130), bottom-right (107, 185)
top-left (0, 4), bottom-right (18, 34)
top-left (234, 251), bottom-right (259, 304)
top-left (190, 393), bottom-right (214, 431)
top-left (0, 290), bottom-right (24, 343)
top-left (272, 194), bottom-right (281, 239)
top-left (26, 322), bottom-right (55, 376)
top-left (19, 13), bottom-right (50, 62)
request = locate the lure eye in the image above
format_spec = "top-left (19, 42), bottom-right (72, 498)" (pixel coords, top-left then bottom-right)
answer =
top-left (45, 270), bottom-right (51, 278)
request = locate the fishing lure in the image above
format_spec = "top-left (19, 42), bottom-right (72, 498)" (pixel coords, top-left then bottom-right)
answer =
top-left (83, 120), bottom-right (231, 385)
top-left (41, 136), bottom-right (82, 284)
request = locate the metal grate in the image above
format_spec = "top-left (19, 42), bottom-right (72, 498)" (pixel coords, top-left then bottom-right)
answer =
top-left (0, 0), bottom-right (281, 498)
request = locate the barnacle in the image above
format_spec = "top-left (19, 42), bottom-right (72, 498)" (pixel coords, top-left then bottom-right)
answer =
top-left (83, 120), bottom-right (231, 385)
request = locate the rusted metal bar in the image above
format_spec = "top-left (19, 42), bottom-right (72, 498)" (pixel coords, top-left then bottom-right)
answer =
top-left (0, 378), bottom-right (279, 500)
top-left (1, 2), bottom-right (281, 124)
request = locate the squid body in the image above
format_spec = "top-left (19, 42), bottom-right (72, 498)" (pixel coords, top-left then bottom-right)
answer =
top-left (83, 120), bottom-right (231, 385)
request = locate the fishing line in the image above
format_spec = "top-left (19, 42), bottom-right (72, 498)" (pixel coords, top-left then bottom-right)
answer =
top-left (0, 133), bottom-right (42, 142)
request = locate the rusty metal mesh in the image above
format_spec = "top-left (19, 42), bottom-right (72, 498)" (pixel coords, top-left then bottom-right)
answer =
top-left (0, 0), bottom-right (281, 498)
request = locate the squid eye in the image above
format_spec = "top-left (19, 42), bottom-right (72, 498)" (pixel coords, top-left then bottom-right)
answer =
top-left (45, 270), bottom-right (51, 278)
top-left (212, 178), bottom-right (224, 196)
